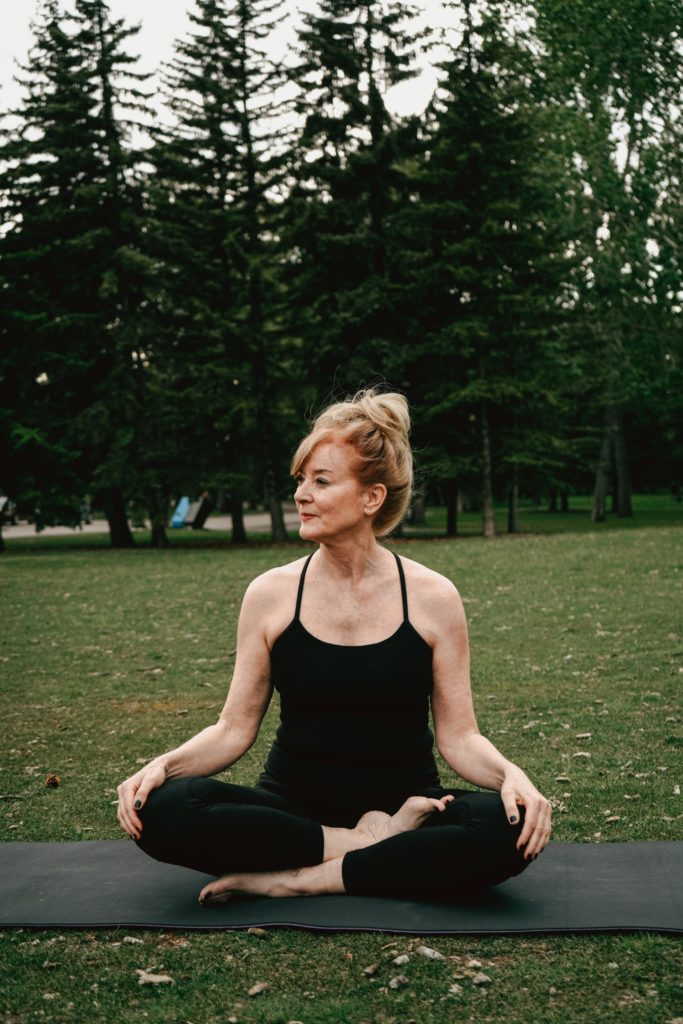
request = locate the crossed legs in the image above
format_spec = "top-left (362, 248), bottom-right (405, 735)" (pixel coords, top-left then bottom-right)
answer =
top-left (135, 777), bottom-right (531, 905)
top-left (197, 795), bottom-right (456, 904)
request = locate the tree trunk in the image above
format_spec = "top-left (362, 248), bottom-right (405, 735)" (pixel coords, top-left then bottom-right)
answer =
top-left (148, 488), bottom-right (169, 548)
top-left (103, 486), bottom-right (135, 548)
top-left (230, 493), bottom-right (247, 544)
top-left (150, 519), bottom-right (169, 548)
top-left (0, 523), bottom-right (4, 553)
top-left (445, 480), bottom-right (458, 537)
top-left (411, 492), bottom-right (426, 525)
top-left (268, 486), bottom-right (287, 542)
top-left (612, 408), bottom-right (633, 517)
top-left (507, 467), bottom-right (520, 533)
top-left (548, 487), bottom-right (558, 513)
top-left (481, 407), bottom-right (495, 539)
top-left (611, 482), bottom-right (619, 515)
top-left (591, 410), bottom-right (613, 522)
top-left (560, 489), bottom-right (569, 512)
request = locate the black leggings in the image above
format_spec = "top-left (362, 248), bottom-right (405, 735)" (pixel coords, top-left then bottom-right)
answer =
top-left (136, 777), bottom-right (531, 901)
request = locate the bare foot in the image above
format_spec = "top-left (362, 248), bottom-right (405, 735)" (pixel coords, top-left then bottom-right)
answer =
top-left (199, 858), bottom-right (345, 905)
top-left (356, 795), bottom-right (455, 844)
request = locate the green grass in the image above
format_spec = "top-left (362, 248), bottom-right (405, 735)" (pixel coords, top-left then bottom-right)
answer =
top-left (1, 521), bottom-right (681, 1023)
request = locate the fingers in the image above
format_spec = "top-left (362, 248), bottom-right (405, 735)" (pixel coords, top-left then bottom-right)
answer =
top-left (116, 779), bottom-right (143, 840)
top-left (515, 796), bottom-right (552, 860)
top-left (500, 788), bottom-right (522, 826)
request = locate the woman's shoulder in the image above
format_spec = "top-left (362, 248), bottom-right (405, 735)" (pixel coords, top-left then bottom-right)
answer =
top-left (396, 552), bottom-right (465, 638)
top-left (242, 553), bottom-right (311, 607)
top-left (238, 555), bottom-right (312, 647)
top-left (396, 551), bottom-right (460, 600)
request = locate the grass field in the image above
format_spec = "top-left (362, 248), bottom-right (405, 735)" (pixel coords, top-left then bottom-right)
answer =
top-left (1, 513), bottom-right (681, 1023)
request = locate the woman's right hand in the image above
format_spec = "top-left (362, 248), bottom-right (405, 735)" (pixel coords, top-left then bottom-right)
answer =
top-left (116, 761), bottom-right (167, 840)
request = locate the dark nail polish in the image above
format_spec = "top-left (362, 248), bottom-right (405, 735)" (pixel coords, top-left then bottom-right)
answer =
top-left (509, 815), bottom-right (518, 824)
top-left (133, 800), bottom-right (141, 809)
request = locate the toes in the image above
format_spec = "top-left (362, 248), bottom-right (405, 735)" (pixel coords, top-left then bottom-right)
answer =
top-left (199, 881), bottom-right (232, 905)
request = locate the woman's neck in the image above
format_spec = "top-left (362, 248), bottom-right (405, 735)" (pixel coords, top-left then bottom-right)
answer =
top-left (315, 534), bottom-right (390, 583)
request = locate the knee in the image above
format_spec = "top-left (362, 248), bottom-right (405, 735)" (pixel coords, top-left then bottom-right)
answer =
top-left (136, 776), bottom-right (196, 855)
top-left (454, 792), bottom-right (530, 881)
top-left (489, 803), bottom-right (532, 883)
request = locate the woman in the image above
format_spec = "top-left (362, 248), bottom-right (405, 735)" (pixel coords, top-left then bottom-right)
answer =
top-left (117, 389), bottom-right (552, 905)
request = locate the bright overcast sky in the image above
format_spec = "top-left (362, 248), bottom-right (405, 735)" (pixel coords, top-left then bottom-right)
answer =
top-left (1, 1), bottom-right (455, 123)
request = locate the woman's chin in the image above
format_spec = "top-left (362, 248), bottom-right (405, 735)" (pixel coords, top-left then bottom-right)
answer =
top-left (299, 519), bottom-right (321, 539)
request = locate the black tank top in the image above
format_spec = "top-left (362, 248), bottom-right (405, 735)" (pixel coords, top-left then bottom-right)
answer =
top-left (258, 551), bottom-right (441, 809)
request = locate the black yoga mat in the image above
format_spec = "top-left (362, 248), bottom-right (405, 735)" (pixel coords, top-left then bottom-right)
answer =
top-left (1, 840), bottom-right (680, 935)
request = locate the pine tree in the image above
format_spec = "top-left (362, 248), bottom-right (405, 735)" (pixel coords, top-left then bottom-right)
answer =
top-left (1, 1), bottom-right (102, 535)
top-left (280, 0), bottom-right (430, 399)
top-left (534, 0), bottom-right (683, 520)
top-left (149, 0), bottom-right (300, 542)
top-left (396, 0), bottom-right (574, 536)
top-left (1, 0), bottom-right (153, 546)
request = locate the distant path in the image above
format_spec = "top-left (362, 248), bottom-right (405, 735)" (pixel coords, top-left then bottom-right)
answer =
top-left (3, 506), bottom-right (302, 539)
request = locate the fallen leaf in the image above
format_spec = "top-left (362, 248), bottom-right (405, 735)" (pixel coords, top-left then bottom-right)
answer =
top-left (135, 969), bottom-right (173, 986)
top-left (472, 972), bottom-right (492, 986)
top-left (449, 983), bottom-right (463, 995)
top-left (122, 936), bottom-right (144, 945)
top-left (573, 752), bottom-right (591, 759)
top-left (466, 958), bottom-right (483, 968)
top-left (392, 954), bottom-right (410, 966)
top-left (45, 774), bottom-right (61, 788)
top-left (247, 982), bottom-right (269, 997)
top-left (389, 974), bottom-right (409, 989)
top-left (247, 927), bottom-right (268, 938)
top-left (417, 945), bottom-right (445, 960)
top-left (363, 963), bottom-right (380, 976)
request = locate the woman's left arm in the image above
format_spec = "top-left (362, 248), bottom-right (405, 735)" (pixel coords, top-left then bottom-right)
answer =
top-left (428, 579), bottom-right (552, 861)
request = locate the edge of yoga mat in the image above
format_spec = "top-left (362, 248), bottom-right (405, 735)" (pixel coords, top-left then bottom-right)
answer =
top-left (1, 839), bottom-right (681, 935)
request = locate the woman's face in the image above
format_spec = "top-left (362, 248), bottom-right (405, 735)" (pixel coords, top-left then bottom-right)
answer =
top-left (294, 440), bottom-right (384, 541)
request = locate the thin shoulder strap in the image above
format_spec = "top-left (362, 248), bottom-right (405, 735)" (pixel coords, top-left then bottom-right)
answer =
top-left (294, 551), bottom-right (315, 621)
top-left (394, 552), bottom-right (409, 622)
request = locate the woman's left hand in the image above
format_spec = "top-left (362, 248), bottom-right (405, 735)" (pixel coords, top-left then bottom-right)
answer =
top-left (500, 765), bottom-right (552, 861)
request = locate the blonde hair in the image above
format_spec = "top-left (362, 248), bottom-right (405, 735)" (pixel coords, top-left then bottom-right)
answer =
top-left (291, 388), bottom-right (413, 537)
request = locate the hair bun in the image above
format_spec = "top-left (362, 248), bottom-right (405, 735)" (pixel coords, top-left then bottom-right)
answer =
top-left (352, 389), bottom-right (411, 446)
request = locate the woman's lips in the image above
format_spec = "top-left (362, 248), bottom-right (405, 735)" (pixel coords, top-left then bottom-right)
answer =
top-left (299, 513), bottom-right (316, 519)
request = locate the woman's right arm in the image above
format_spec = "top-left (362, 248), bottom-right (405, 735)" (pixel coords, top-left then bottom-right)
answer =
top-left (116, 574), bottom-right (276, 840)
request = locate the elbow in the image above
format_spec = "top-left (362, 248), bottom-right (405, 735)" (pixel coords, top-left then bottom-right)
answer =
top-left (435, 727), bottom-right (480, 764)
top-left (217, 715), bottom-right (258, 754)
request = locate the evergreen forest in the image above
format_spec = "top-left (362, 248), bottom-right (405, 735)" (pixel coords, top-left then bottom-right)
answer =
top-left (1, 0), bottom-right (681, 548)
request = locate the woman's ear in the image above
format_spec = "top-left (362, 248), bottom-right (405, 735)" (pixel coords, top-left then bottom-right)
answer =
top-left (364, 482), bottom-right (387, 515)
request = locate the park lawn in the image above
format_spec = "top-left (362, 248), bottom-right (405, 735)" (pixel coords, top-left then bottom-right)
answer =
top-left (3, 492), bottom-right (681, 555)
top-left (0, 525), bottom-right (681, 1024)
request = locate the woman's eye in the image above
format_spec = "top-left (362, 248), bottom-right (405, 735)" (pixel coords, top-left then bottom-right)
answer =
top-left (316, 479), bottom-right (329, 486)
